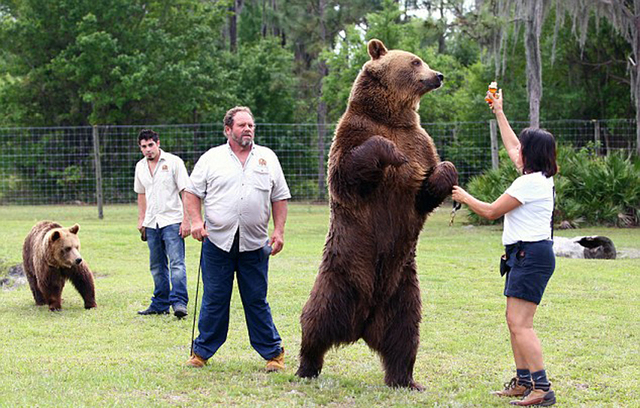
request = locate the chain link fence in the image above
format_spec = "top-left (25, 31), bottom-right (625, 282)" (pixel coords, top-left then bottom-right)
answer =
top-left (0, 119), bottom-right (636, 207)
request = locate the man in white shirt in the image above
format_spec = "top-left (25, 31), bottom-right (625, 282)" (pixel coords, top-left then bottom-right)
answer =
top-left (134, 129), bottom-right (191, 318)
top-left (184, 107), bottom-right (290, 372)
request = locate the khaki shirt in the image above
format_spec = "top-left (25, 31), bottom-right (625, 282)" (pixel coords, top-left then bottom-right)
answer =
top-left (134, 150), bottom-right (191, 229)
top-left (187, 142), bottom-right (291, 252)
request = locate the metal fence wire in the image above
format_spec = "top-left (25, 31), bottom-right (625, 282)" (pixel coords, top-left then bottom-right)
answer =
top-left (0, 119), bottom-right (636, 205)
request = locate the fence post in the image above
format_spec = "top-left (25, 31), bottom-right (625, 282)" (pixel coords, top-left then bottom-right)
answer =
top-left (92, 125), bottom-right (104, 219)
top-left (490, 119), bottom-right (499, 169)
top-left (317, 123), bottom-right (326, 201)
top-left (593, 119), bottom-right (601, 155)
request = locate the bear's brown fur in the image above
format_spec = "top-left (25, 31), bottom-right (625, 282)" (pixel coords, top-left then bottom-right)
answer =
top-left (22, 221), bottom-right (96, 311)
top-left (296, 40), bottom-right (458, 389)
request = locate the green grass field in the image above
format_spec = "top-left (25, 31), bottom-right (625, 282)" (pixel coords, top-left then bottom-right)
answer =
top-left (0, 204), bottom-right (638, 407)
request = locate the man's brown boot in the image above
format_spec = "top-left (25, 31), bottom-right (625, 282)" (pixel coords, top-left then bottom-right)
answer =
top-left (185, 353), bottom-right (208, 368)
top-left (510, 388), bottom-right (556, 406)
top-left (492, 378), bottom-right (531, 397)
top-left (265, 348), bottom-right (285, 373)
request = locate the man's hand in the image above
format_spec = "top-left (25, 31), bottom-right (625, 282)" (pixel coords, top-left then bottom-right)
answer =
top-left (191, 221), bottom-right (208, 242)
top-left (137, 219), bottom-right (144, 233)
top-left (179, 219), bottom-right (191, 238)
top-left (269, 230), bottom-right (284, 256)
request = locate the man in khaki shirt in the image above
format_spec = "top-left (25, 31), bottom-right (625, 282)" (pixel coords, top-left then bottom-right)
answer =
top-left (134, 129), bottom-right (191, 318)
top-left (185, 107), bottom-right (290, 372)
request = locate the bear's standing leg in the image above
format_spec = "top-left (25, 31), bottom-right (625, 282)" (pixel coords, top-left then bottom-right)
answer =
top-left (24, 269), bottom-right (46, 306)
top-left (23, 241), bottom-right (46, 306)
top-left (297, 274), bottom-right (358, 379)
top-left (364, 270), bottom-right (423, 390)
top-left (69, 266), bottom-right (97, 309)
top-left (43, 280), bottom-right (65, 311)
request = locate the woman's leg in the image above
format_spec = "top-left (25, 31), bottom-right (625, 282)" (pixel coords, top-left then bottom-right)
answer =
top-left (506, 296), bottom-right (544, 372)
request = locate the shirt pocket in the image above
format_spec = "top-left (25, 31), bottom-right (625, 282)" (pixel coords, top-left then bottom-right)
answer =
top-left (252, 168), bottom-right (271, 192)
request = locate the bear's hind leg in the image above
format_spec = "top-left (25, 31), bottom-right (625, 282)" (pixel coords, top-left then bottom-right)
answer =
top-left (70, 266), bottom-right (97, 309)
top-left (365, 273), bottom-right (423, 390)
top-left (25, 270), bottom-right (46, 306)
top-left (297, 275), bottom-right (359, 379)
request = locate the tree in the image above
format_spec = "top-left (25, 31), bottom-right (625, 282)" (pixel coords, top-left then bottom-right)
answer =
top-left (487, 0), bottom-right (640, 151)
top-left (0, 0), bottom-right (230, 126)
top-left (489, 0), bottom-right (548, 127)
top-left (554, 0), bottom-right (640, 154)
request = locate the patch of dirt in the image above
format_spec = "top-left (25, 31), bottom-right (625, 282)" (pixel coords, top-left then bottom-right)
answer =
top-left (1, 262), bottom-right (26, 290)
top-left (618, 248), bottom-right (640, 259)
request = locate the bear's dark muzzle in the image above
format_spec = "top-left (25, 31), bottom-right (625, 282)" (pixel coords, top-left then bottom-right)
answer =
top-left (421, 73), bottom-right (444, 91)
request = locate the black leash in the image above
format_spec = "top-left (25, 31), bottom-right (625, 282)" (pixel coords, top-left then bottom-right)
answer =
top-left (190, 241), bottom-right (203, 357)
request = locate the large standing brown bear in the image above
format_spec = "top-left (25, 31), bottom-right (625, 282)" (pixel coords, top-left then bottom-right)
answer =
top-left (23, 221), bottom-right (97, 311)
top-left (296, 39), bottom-right (458, 390)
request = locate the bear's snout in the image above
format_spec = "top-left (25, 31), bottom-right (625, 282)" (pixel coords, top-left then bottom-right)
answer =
top-left (75, 257), bottom-right (83, 265)
top-left (420, 72), bottom-right (444, 92)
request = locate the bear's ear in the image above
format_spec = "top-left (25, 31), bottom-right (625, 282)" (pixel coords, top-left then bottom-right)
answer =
top-left (50, 230), bottom-right (61, 242)
top-left (368, 39), bottom-right (387, 60)
top-left (69, 224), bottom-right (80, 234)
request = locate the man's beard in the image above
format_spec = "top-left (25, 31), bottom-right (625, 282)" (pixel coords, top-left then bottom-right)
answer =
top-left (236, 134), bottom-right (253, 147)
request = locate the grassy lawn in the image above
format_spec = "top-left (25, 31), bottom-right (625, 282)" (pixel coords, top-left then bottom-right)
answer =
top-left (0, 203), bottom-right (638, 407)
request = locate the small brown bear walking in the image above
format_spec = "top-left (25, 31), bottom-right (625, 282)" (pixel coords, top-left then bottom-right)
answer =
top-left (296, 40), bottom-right (458, 390)
top-left (23, 221), bottom-right (97, 311)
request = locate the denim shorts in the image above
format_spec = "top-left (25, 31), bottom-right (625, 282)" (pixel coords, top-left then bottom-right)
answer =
top-left (503, 240), bottom-right (555, 305)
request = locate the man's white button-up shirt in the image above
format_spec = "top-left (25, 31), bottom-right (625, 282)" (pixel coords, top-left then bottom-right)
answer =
top-left (187, 142), bottom-right (291, 252)
top-left (134, 150), bottom-right (191, 228)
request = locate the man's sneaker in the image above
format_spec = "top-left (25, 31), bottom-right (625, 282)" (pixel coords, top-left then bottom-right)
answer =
top-left (510, 388), bottom-right (556, 406)
top-left (173, 304), bottom-right (188, 318)
top-left (492, 378), bottom-right (532, 397)
top-left (185, 353), bottom-right (208, 368)
top-left (137, 307), bottom-right (169, 315)
top-left (265, 348), bottom-right (285, 373)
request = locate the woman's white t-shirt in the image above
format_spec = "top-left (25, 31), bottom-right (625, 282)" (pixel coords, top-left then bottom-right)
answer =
top-left (502, 172), bottom-right (554, 246)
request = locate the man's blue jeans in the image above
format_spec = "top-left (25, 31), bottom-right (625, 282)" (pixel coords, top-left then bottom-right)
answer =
top-left (146, 223), bottom-right (188, 311)
top-left (193, 236), bottom-right (282, 360)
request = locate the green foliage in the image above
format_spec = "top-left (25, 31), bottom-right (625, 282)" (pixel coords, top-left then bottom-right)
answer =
top-left (322, 26), bottom-right (369, 121)
top-left (0, 0), bottom-right (637, 127)
top-left (465, 149), bottom-right (519, 225)
top-left (466, 145), bottom-right (640, 227)
top-left (220, 37), bottom-right (298, 124)
top-left (0, 0), bottom-right (231, 126)
top-left (556, 146), bottom-right (640, 227)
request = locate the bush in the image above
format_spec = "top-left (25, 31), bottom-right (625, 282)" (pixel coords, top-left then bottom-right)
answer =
top-left (556, 147), bottom-right (640, 227)
top-left (465, 150), bottom-right (518, 225)
top-left (466, 145), bottom-right (640, 227)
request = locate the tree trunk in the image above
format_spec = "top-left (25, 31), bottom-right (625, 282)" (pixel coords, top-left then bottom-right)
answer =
top-left (229, 1), bottom-right (237, 52)
top-left (229, 0), bottom-right (244, 53)
top-left (524, 0), bottom-right (543, 128)
top-left (317, 0), bottom-right (328, 200)
top-left (634, 11), bottom-right (640, 155)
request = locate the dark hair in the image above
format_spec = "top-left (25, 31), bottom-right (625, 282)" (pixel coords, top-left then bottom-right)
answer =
top-left (138, 129), bottom-right (159, 144)
top-left (519, 127), bottom-right (558, 177)
top-left (223, 106), bottom-right (253, 129)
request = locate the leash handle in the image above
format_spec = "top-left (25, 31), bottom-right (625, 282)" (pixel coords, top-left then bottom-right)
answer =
top-left (190, 242), bottom-right (203, 357)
